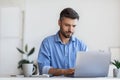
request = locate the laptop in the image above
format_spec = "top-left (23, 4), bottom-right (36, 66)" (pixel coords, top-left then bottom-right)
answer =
top-left (74, 51), bottom-right (111, 78)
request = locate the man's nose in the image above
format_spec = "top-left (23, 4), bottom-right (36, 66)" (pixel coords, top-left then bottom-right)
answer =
top-left (68, 26), bottom-right (73, 31)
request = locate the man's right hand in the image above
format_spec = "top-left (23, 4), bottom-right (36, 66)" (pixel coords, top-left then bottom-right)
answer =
top-left (63, 68), bottom-right (75, 76)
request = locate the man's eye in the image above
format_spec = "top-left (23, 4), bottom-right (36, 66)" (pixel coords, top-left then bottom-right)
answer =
top-left (73, 25), bottom-right (76, 27)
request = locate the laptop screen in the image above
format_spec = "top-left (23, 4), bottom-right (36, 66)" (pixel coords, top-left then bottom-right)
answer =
top-left (74, 51), bottom-right (111, 78)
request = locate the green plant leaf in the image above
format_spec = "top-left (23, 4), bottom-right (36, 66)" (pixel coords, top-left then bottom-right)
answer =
top-left (16, 48), bottom-right (25, 54)
top-left (28, 47), bottom-right (35, 56)
top-left (25, 44), bottom-right (28, 52)
top-left (17, 44), bottom-right (35, 69)
top-left (18, 59), bottom-right (30, 69)
top-left (18, 64), bottom-right (22, 69)
top-left (112, 60), bottom-right (120, 69)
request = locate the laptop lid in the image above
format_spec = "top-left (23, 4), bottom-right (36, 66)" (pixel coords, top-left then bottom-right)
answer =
top-left (74, 51), bottom-right (111, 78)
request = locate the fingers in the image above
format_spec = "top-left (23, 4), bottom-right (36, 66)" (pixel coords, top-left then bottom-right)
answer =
top-left (68, 69), bottom-right (75, 74)
top-left (67, 69), bottom-right (74, 73)
top-left (64, 68), bottom-right (75, 76)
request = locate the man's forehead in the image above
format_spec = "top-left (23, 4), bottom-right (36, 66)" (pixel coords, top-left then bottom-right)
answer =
top-left (61, 17), bottom-right (78, 25)
top-left (61, 17), bottom-right (78, 21)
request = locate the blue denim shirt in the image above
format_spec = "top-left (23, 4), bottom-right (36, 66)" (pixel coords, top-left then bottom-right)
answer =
top-left (37, 32), bottom-right (88, 74)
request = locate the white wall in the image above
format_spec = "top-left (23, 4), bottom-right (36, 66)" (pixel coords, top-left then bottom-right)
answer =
top-left (24, 0), bottom-right (120, 60)
top-left (0, 0), bottom-right (25, 76)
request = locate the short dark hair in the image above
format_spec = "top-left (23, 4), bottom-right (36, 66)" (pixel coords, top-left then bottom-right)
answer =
top-left (59, 8), bottom-right (79, 20)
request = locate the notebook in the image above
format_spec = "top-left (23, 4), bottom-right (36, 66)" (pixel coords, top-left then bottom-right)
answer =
top-left (74, 51), bottom-right (111, 78)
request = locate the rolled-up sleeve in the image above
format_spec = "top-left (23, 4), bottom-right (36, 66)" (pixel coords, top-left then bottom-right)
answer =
top-left (42, 66), bottom-right (52, 74)
top-left (37, 39), bottom-right (51, 74)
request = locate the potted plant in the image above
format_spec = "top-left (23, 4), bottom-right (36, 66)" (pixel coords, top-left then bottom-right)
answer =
top-left (17, 44), bottom-right (37, 76)
top-left (111, 60), bottom-right (120, 77)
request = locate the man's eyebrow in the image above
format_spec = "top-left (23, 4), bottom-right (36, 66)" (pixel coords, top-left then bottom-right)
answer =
top-left (64, 23), bottom-right (70, 25)
top-left (73, 25), bottom-right (76, 27)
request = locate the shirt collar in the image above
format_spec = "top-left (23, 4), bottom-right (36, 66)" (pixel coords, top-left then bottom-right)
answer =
top-left (55, 31), bottom-right (75, 43)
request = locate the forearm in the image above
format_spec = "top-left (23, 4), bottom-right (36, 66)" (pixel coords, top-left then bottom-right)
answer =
top-left (48, 68), bottom-right (75, 76)
top-left (48, 68), bottom-right (64, 76)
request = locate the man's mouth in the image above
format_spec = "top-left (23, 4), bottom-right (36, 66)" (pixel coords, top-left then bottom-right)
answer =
top-left (66, 31), bottom-right (72, 34)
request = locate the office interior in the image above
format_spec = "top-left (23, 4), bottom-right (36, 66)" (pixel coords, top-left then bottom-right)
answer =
top-left (0, 0), bottom-right (120, 77)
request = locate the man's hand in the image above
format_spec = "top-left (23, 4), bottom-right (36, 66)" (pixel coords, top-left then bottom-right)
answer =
top-left (63, 68), bottom-right (75, 76)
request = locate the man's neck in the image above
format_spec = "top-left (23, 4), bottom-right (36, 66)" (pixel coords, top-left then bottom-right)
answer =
top-left (59, 32), bottom-right (70, 44)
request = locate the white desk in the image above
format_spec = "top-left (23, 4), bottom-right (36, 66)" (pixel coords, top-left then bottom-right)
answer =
top-left (0, 77), bottom-right (119, 80)
top-left (0, 74), bottom-right (119, 80)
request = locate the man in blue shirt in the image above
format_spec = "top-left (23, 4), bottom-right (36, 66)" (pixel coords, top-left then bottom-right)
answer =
top-left (37, 8), bottom-right (87, 76)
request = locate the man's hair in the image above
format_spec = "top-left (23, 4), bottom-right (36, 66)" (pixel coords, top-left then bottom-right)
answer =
top-left (59, 8), bottom-right (79, 20)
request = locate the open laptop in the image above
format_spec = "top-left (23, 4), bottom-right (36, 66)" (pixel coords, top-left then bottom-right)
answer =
top-left (74, 51), bottom-right (111, 78)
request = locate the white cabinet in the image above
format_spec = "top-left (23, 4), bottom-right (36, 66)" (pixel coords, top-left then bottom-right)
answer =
top-left (0, 7), bottom-right (22, 75)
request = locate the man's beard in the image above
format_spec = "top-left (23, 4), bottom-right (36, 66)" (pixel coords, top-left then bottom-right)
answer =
top-left (60, 30), bottom-right (73, 38)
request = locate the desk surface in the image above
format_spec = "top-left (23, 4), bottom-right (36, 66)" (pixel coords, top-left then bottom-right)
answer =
top-left (0, 77), bottom-right (119, 80)
top-left (0, 75), bottom-right (119, 80)
top-left (0, 75), bottom-right (116, 79)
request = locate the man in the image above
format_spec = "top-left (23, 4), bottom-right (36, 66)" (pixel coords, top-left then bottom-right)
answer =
top-left (37, 8), bottom-right (87, 76)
